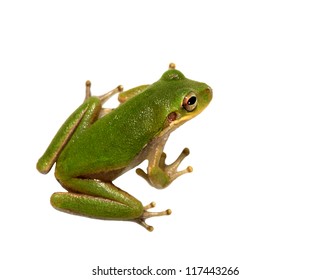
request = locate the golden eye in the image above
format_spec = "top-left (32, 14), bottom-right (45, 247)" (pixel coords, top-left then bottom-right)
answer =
top-left (182, 92), bottom-right (197, 112)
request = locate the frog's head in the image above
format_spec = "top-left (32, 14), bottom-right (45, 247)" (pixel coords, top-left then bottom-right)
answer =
top-left (159, 63), bottom-right (213, 134)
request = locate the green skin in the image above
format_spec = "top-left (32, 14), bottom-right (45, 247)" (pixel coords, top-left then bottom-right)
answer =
top-left (37, 64), bottom-right (212, 231)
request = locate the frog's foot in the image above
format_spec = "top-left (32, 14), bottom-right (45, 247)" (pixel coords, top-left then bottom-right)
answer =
top-left (84, 80), bottom-right (123, 103)
top-left (135, 202), bottom-right (172, 232)
top-left (84, 80), bottom-right (124, 117)
top-left (136, 148), bottom-right (193, 189)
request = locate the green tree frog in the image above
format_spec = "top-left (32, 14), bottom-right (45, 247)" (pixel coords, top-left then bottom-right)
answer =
top-left (37, 63), bottom-right (212, 231)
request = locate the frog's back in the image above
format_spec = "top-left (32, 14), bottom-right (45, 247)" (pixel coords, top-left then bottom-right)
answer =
top-left (55, 68), bottom-right (207, 178)
top-left (56, 87), bottom-right (167, 178)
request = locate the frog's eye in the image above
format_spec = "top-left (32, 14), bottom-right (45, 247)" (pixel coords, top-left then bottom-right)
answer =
top-left (182, 92), bottom-right (197, 112)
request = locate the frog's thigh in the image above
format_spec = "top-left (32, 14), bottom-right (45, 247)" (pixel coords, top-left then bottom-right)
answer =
top-left (53, 177), bottom-right (144, 220)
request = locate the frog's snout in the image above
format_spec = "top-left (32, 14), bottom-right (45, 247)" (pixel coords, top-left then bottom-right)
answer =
top-left (205, 86), bottom-right (213, 102)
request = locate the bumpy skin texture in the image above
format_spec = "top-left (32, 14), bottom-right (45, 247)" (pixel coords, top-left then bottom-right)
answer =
top-left (57, 73), bottom-right (210, 178)
top-left (37, 66), bottom-right (212, 231)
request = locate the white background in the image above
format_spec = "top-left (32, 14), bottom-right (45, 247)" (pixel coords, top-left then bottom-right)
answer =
top-left (1, 1), bottom-right (330, 279)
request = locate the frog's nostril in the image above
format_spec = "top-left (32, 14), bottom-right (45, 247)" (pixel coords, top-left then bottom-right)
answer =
top-left (206, 87), bottom-right (213, 95)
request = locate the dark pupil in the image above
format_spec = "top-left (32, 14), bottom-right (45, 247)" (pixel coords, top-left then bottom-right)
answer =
top-left (187, 96), bottom-right (196, 105)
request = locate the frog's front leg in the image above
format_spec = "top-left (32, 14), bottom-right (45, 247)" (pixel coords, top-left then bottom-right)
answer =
top-left (52, 175), bottom-right (171, 231)
top-left (136, 134), bottom-right (193, 189)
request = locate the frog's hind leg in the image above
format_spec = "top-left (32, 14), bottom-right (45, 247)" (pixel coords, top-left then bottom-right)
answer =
top-left (37, 81), bottom-right (124, 174)
top-left (85, 80), bottom-right (124, 118)
top-left (117, 85), bottom-right (150, 103)
top-left (86, 79), bottom-right (150, 115)
top-left (85, 80), bottom-right (123, 103)
top-left (37, 93), bottom-right (104, 174)
top-left (51, 177), bottom-right (171, 231)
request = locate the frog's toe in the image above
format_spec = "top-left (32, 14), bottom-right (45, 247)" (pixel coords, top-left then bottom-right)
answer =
top-left (141, 202), bottom-right (172, 219)
top-left (143, 201), bottom-right (156, 210)
top-left (98, 85), bottom-right (124, 104)
top-left (136, 220), bottom-right (154, 232)
top-left (169, 148), bottom-right (190, 170)
top-left (136, 168), bottom-right (149, 181)
top-left (164, 147), bottom-right (193, 181)
top-left (134, 202), bottom-right (172, 231)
